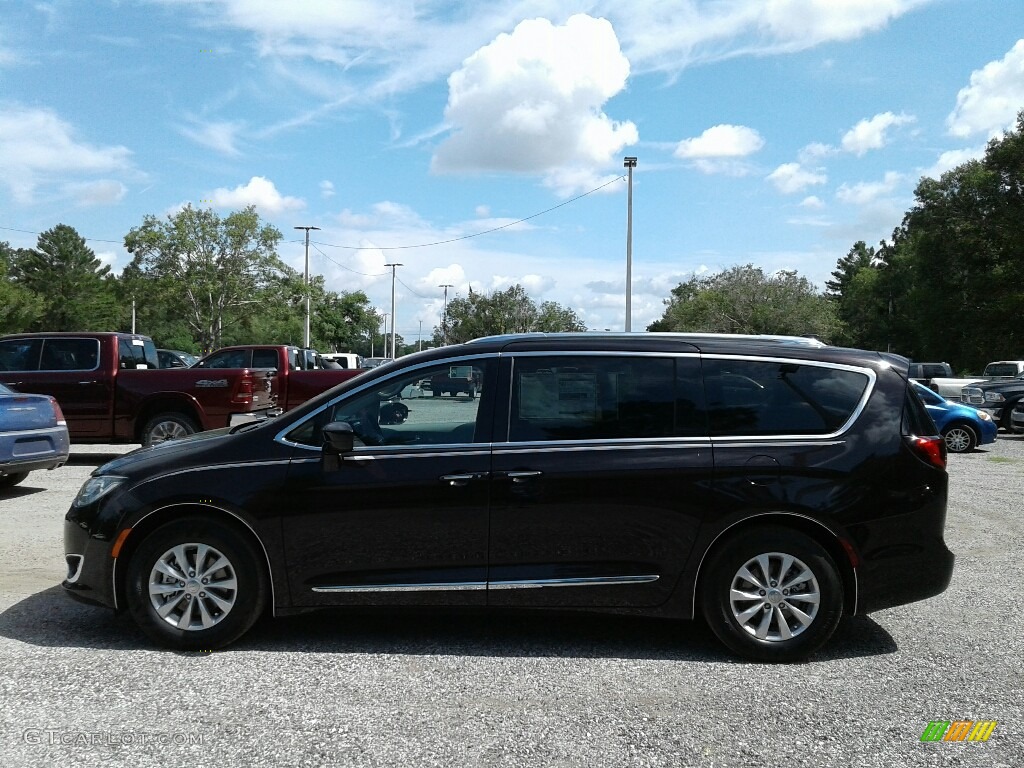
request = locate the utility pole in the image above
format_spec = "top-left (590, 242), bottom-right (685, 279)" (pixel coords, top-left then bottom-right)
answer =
top-left (294, 225), bottom-right (320, 347)
top-left (385, 263), bottom-right (403, 358)
top-left (418, 320), bottom-right (423, 351)
top-left (439, 283), bottom-right (453, 344)
top-left (623, 157), bottom-right (637, 332)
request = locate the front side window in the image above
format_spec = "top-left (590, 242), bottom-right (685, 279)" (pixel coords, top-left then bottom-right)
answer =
top-left (509, 355), bottom-right (676, 442)
top-left (704, 358), bottom-right (869, 436)
top-left (287, 359), bottom-right (493, 448)
top-left (0, 339), bottom-right (43, 371)
top-left (199, 349), bottom-right (252, 369)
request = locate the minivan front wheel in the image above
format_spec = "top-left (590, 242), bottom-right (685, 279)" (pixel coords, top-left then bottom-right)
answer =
top-left (126, 518), bottom-right (267, 650)
top-left (701, 527), bottom-right (843, 662)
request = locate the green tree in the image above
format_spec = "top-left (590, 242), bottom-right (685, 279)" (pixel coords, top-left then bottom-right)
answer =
top-left (123, 206), bottom-right (286, 350)
top-left (0, 242), bottom-right (44, 333)
top-left (434, 284), bottom-right (586, 344)
top-left (648, 264), bottom-right (840, 340)
top-left (8, 225), bottom-right (119, 331)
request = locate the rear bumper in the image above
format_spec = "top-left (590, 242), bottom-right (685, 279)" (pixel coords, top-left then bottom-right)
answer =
top-left (0, 424), bottom-right (69, 476)
top-left (856, 540), bottom-right (955, 614)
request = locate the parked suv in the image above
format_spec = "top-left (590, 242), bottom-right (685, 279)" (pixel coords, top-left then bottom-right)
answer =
top-left (63, 333), bottom-right (953, 662)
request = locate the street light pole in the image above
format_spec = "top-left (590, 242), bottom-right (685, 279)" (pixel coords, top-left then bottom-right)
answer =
top-left (294, 225), bottom-right (320, 348)
top-left (385, 263), bottom-right (403, 359)
top-left (439, 283), bottom-right (453, 344)
top-left (623, 157), bottom-right (637, 332)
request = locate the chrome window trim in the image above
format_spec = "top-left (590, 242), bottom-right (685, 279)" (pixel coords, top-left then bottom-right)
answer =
top-left (494, 440), bottom-right (711, 454)
top-left (33, 336), bottom-right (103, 373)
top-left (311, 574), bottom-right (659, 593)
top-left (339, 448), bottom-right (492, 461)
top-left (111, 501), bottom-right (277, 616)
top-left (274, 351), bottom-right (501, 451)
top-left (700, 354), bottom-right (876, 439)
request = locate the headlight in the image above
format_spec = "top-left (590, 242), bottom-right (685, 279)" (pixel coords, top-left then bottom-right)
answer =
top-left (73, 476), bottom-right (127, 508)
top-left (976, 410), bottom-right (993, 421)
top-left (985, 392), bottom-right (1005, 403)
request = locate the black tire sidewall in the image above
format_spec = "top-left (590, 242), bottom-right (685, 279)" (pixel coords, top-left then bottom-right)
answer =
top-left (126, 518), bottom-right (267, 651)
top-left (700, 527), bottom-right (844, 662)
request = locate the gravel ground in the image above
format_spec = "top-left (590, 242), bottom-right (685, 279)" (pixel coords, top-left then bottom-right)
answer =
top-left (0, 437), bottom-right (1022, 767)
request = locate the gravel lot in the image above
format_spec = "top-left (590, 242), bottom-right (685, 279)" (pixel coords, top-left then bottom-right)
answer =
top-left (1, 436), bottom-right (1022, 767)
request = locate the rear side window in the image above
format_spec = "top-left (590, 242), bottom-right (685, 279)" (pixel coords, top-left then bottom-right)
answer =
top-left (252, 349), bottom-right (280, 369)
top-left (42, 338), bottom-right (100, 371)
top-left (118, 337), bottom-right (158, 369)
top-left (509, 356), bottom-right (676, 442)
top-left (704, 359), bottom-right (869, 436)
top-left (903, 385), bottom-right (939, 436)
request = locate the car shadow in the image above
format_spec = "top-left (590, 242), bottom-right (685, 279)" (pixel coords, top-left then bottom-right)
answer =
top-left (65, 453), bottom-right (133, 466)
top-left (0, 586), bottom-right (897, 662)
top-left (0, 484), bottom-right (46, 499)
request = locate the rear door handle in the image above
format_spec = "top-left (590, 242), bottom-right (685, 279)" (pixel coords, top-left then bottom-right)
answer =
top-left (504, 471), bottom-right (542, 483)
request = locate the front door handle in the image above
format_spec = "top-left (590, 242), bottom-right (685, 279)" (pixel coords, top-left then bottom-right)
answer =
top-left (440, 473), bottom-right (486, 487)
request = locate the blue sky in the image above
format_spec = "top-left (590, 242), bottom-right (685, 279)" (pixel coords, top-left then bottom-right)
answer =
top-left (2, 0), bottom-right (1023, 340)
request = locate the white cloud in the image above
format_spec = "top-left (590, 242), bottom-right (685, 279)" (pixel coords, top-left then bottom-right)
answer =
top-left (320, 180), bottom-right (336, 198)
top-left (209, 176), bottom-right (305, 214)
top-left (947, 39), bottom-right (1024, 138)
top-left (432, 15), bottom-right (637, 196)
top-left (474, 205), bottom-right (490, 218)
top-left (674, 124), bottom-right (765, 159)
top-left (798, 142), bottom-right (837, 163)
top-left (63, 179), bottom-right (127, 207)
top-left (800, 196), bottom-right (826, 209)
top-left (840, 111), bottom-right (915, 156)
top-left (0, 104), bottom-right (134, 203)
top-left (180, 119), bottom-right (244, 156)
top-left (922, 146), bottom-right (985, 179)
top-left (836, 171), bottom-right (903, 205)
top-left (766, 162), bottom-right (827, 194)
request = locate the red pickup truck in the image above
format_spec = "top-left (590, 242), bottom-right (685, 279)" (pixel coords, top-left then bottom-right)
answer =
top-left (0, 333), bottom-right (275, 446)
top-left (193, 345), bottom-right (362, 413)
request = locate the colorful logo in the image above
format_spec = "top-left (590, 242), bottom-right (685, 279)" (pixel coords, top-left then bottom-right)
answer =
top-left (920, 720), bottom-right (997, 742)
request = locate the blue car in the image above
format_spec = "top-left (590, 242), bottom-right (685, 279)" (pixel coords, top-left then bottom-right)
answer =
top-left (0, 383), bottom-right (70, 488)
top-left (913, 381), bottom-right (997, 453)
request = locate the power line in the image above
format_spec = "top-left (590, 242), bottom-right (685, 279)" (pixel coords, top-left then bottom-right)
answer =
top-left (1, 174), bottom-right (624, 254)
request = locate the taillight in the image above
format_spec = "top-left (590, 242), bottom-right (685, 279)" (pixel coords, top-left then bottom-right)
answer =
top-left (905, 435), bottom-right (947, 470)
top-left (49, 396), bottom-right (67, 426)
top-left (232, 372), bottom-right (255, 405)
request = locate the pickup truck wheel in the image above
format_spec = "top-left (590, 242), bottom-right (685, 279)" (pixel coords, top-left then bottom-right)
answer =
top-left (942, 423), bottom-right (977, 453)
top-left (0, 472), bottom-right (29, 489)
top-left (125, 517), bottom-right (267, 650)
top-left (700, 527), bottom-right (843, 662)
top-left (143, 413), bottom-right (199, 447)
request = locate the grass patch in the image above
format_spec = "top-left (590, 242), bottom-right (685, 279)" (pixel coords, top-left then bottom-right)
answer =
top-left (987, 456), bottom-right (1020, 464)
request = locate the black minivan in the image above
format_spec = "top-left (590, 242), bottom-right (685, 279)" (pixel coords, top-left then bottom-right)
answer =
top-left (63, 333), bottom-right (954, 661)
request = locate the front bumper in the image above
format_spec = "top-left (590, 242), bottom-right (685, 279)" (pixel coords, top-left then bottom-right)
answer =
top-left (61, 516), bottom-right (117, 609)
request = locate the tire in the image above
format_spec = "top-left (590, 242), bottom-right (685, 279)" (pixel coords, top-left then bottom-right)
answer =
top-left (700, 526), bottom-right (843, 662)
top-left (468, 384), bottom-right (477, 398)
top-left (942, 423), bottom-right (978, 453)
top-left (125, 517), bottom-right (268, 651)
top-left (142, 412), bottom-right (199, 447)
top-left (0, 472), bottom-right (29, 489)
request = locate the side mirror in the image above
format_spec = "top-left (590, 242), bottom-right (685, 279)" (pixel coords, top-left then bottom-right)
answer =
top-left (323, 421), bottom-right (355, 454)
top-left (322, 422), bottom-right (355, 472)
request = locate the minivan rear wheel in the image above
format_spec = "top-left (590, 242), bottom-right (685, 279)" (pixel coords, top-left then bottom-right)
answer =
top-left (126, 518), bottom-right (267, 650)
top-left (700, 527), bottom-right (843, 662)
